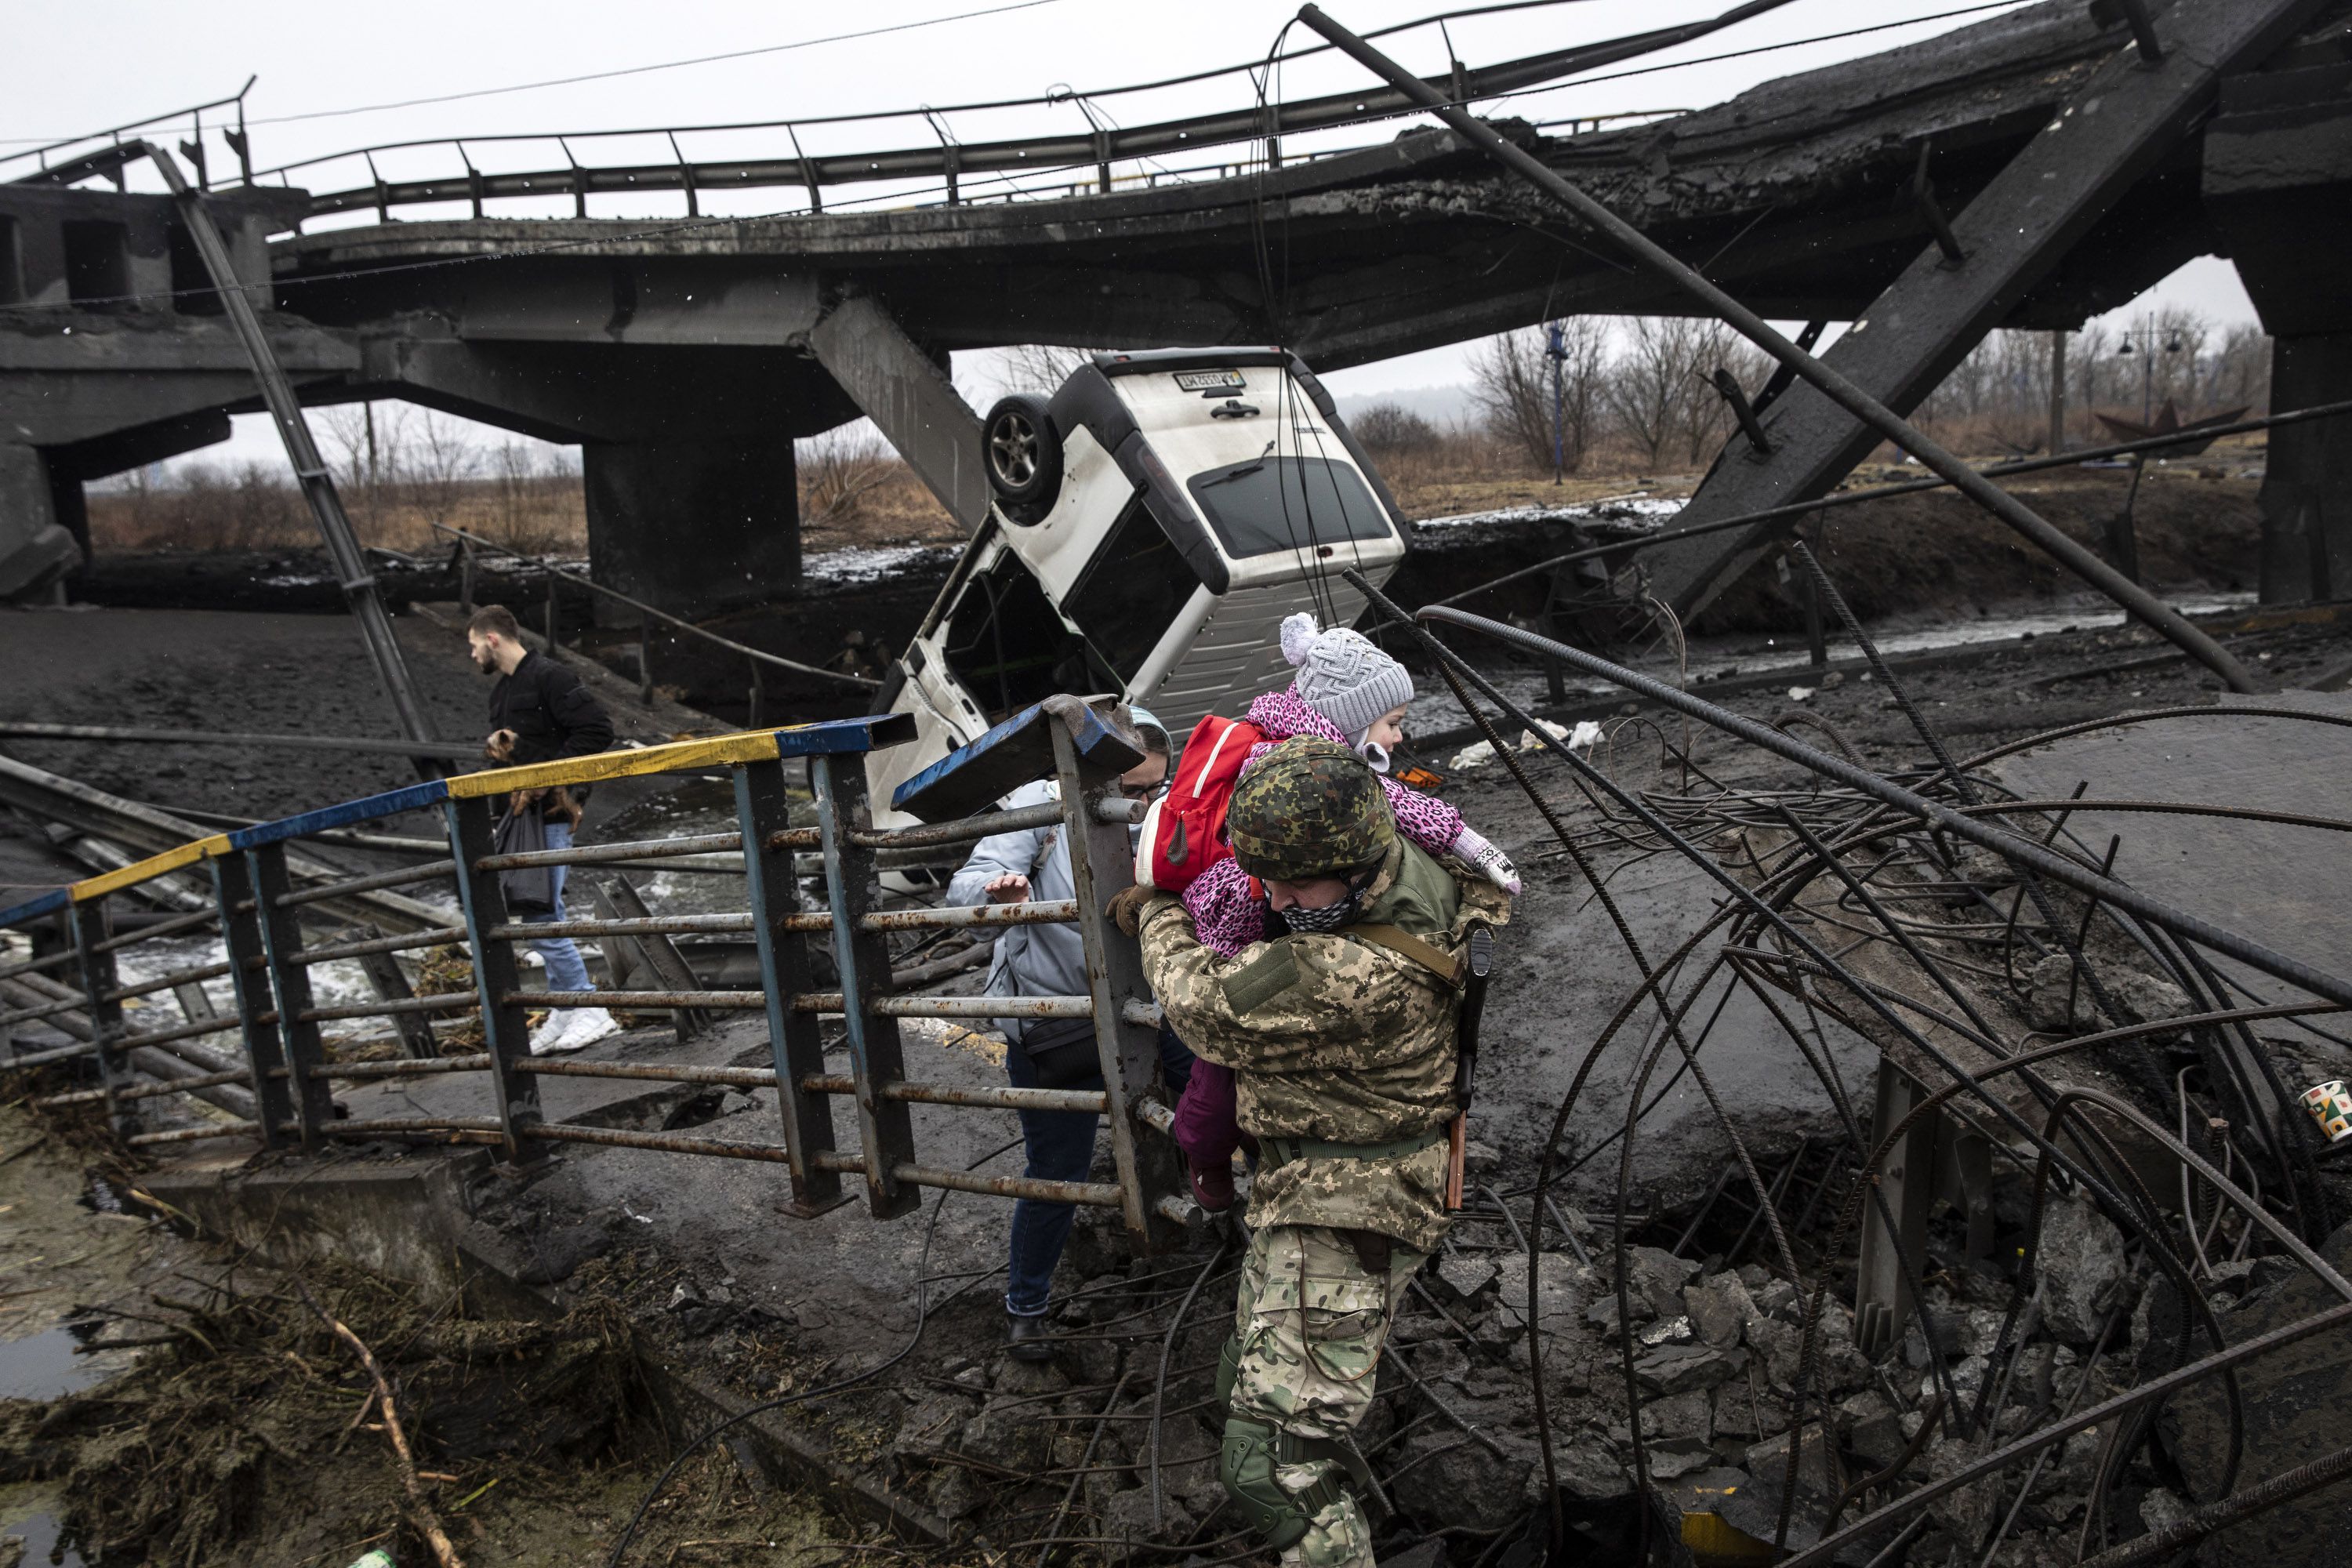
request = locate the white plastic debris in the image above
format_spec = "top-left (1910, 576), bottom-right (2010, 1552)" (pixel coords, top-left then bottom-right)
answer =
top-left (1787, 685), bottom-right (1817, 702)
top-left (1519, 720), bottom-right (1571, 751)
top-left (1453, 718), bottom-right (1602, 770)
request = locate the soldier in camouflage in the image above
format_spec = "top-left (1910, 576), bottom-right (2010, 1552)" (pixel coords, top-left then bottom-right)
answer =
top-left (1130, 738), bottom-right (1510, 1568)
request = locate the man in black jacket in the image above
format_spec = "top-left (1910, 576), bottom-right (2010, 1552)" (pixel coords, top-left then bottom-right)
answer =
top-left (467, 604), bottom-right (619, 1054)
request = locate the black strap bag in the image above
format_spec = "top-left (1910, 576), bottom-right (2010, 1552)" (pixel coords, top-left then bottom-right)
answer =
top-left (1019, 1017), bottom-right (1105, 1091)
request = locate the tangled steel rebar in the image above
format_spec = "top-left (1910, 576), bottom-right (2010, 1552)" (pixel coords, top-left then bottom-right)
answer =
top-left (1345, 564), bottom-right (2352, 1565)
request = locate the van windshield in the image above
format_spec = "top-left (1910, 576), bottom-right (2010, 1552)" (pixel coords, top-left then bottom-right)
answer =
top-left (1185, 456), bottom-right (1390, 558)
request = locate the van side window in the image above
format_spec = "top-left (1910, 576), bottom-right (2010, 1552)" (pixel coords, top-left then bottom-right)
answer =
top-left (942, 554), bottom-right (1094, 720)
top-left (1063, 492), bottom-right (1205, 684)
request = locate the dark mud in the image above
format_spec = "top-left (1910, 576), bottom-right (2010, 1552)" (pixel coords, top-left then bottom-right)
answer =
top-left (1403, 601), bottom-right (2352, 1211)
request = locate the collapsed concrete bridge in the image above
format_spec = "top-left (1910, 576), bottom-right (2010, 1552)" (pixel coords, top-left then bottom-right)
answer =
top-left (2, 0), bottom-right (2348, 618)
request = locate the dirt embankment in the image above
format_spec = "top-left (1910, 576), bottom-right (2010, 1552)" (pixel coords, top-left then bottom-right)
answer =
top-left (1692, 469), bottom-right (2259, 633)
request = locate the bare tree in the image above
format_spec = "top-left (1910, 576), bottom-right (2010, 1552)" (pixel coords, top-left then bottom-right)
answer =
top-left (1603, 316), bottom-right (1719, 470)
top-left (798, 426), bottom-right (896, 528)
top-left (403, 409), bottom-right (477, 517)
top-left (1351, 401), bottom-right (1441, 458)
top-left (1468, 318), bottom-right (1607, 474)
top-left (2212, 323), bottom-right (2271, 412)
top-left (1668, 320), bottom-right (1772, 466)
top-left (317, 404), bottom-right (374, 491)
top-left (995, 343), bottom-right (1098, 398)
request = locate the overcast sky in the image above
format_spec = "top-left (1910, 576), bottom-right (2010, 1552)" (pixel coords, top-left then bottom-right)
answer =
top-left (13, 0), bottom-right (2259, 470)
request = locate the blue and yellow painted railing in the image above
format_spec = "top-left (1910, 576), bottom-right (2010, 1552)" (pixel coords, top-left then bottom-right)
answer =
top-left (0, 704), bottom-right (1195, 1245)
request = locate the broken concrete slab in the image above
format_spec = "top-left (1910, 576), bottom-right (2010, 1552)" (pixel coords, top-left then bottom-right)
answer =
top-left (2161, 1220), bottom-right (2352, 1566)
top-left (2034, 1189), bottom-right (2129, 1345)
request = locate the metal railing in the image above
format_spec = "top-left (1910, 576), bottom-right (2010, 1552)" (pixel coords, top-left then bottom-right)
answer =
top-left (434, 522), bottom-right (879, 718)
top-left (0, 700), bottom-right (1195, 1246)
top-left (237, 15), bottom-right (1724, 225)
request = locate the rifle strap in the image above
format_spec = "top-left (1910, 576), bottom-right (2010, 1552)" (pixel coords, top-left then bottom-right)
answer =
top-left (1346, 924), bottom-right (1465, 989)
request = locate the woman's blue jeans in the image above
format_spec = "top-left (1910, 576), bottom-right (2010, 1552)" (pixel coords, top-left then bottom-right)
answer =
top-left (1003, 1025), bottom-right (1193, 1318)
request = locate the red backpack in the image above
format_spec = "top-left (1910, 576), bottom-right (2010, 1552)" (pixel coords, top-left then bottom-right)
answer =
top-left (1135, 714), bottom-right (1264, 893)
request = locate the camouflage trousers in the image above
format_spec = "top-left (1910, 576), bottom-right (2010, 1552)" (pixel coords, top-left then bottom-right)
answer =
top-left (1227, 1223), bottom-right (1427, 1568)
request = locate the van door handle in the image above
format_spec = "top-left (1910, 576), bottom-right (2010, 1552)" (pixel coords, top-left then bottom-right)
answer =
top-left (1210, 400), bottom-right (1261, 419)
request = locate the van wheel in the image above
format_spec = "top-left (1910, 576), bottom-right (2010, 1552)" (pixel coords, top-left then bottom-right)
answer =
top-left (983, 394), bottom-right (1062, 510)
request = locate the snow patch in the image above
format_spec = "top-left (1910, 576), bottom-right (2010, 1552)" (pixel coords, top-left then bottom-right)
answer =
top-left (803, 544), bottom-right (957, 585)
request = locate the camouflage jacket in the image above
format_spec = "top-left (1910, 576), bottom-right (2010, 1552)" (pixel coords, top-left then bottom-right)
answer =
top-left (1138, 838), bottom-right (1512, 1251)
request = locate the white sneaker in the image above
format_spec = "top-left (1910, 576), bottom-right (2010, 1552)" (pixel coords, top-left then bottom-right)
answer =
top-left (561, 1006), bottom-right (621, 1048)
top-left (529, 1011), bottom-right (590, 1056)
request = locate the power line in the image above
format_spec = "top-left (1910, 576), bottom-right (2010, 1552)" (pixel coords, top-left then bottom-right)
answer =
top-left (0, 0), bottom-right (1069, 147)
top-left (250, 0), bottom-right (1074, 125)
top-left (0, 0), bottom-right (2038, 317)
top-left (245, 0), bottom-right (1618, 176)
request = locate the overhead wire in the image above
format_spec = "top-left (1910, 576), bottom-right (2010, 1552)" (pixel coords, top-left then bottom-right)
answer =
top-left (0, 1), bottom-right (2038, 321)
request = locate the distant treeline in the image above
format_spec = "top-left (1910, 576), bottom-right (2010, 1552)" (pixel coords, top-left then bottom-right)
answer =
top-left (1356, 310), bottom-right (2271, 479)
top-left (87, 314), bottom-right (2271, 557)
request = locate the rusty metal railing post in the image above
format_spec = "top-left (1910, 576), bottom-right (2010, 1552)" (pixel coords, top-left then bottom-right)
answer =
top-left (70, 898), bottom-right (133, 1138)
top-left (1050, 723), bottom-right (1185, 1250)
top-left (811, 753), bottom-right (918, 1219)
top-left (213, 853), bottom-right (294, 1151)
top-left (444, 795), bottom-right (542, 1160)
top-left (734, 755), bottom-right (846, 1215)
top-left (246, 844), bottom-right (336, 1150)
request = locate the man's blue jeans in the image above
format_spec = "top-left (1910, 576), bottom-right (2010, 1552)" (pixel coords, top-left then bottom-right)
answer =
top-left (523, 819), bottom-right (593, 995)
top-left (1003, 1025), bottom-right (1194, 1318)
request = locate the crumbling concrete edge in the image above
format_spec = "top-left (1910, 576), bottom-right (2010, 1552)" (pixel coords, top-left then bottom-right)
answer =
top-left (139, 1145), bottom-right (952, 1543)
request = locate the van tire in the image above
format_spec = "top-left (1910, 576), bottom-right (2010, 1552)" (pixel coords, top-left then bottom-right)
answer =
top-left (983, 394), bottom-right (1062, 510)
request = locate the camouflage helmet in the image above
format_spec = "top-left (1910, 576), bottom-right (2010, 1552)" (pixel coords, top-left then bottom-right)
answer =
top-left (1228, 737), bottom-right (1394, 881)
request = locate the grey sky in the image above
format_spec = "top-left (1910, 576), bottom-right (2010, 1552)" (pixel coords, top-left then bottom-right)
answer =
top-left (14, 0), bottom-right (2257, 468)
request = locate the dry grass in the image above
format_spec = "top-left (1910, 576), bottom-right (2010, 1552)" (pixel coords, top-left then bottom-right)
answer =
top-left (85, 408), bottom-right (2254, 563)
top-left (88, 470), bottom-right (587, 557)
top-left (89, 463), bottom-right (962, 559)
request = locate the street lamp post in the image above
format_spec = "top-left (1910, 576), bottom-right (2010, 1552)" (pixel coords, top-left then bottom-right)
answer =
top-left (2114, 311), bottom-right (2185, 426)
top-left (1545, 320), bottom-right (1569, 485)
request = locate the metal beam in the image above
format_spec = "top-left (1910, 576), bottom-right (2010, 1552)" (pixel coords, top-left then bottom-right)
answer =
top-left (1297, 3), bottom-right (2272, 695)
top-left (1620, 0), bottom-right (2331, 624)
top-left (137, 143), bottom-right (442, 775)
top-left (0, 750), bottom-right (448, 933)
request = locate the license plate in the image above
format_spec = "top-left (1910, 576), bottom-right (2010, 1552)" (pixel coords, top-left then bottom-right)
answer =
top-left (1174, 369), bottom-right (1247, 392)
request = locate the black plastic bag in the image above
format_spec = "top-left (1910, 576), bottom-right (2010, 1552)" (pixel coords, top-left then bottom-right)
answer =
top-left (493, 802), bottom-right (557, 916)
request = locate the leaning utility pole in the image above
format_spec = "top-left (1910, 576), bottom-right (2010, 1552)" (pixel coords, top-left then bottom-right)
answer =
top-left (140, 143), bottom-right (442, 778)
top-left (2047, 331), bottom-right (2067, 457)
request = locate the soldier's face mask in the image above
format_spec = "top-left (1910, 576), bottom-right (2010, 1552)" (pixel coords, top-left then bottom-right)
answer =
top-left (1277, 893), bottom-right (1361, 935)
top-left (1271, 868), bottom-right (1375, 934)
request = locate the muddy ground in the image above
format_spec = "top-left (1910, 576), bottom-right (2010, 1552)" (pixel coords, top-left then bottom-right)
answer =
top-left (4, 450), bottom-right (2343, 1566)
top-left (2, 595), bottom-right (2348, 1566)
top-left (0, 1100), bottom-right (867, 1567)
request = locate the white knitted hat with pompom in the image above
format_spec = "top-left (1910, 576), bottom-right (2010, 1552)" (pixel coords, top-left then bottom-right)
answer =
top-left (1279, 612), bottom-right (1414, 742)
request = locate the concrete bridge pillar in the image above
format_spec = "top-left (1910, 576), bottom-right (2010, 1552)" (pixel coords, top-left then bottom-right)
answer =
top-left (0, 446), bottom-right (85, 600)
top-left (2206, 67), bottom-right (2352, 605)
top-left (582, 437), bottom-right (800, 619)
top-left (2255, 334), bottom-right (2352, 604)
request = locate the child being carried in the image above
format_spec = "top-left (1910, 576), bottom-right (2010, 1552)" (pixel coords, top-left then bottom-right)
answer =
top-left (1145, 612), bottom-right (1520, 1210)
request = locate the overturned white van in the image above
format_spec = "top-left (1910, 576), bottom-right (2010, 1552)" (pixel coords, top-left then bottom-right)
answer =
top-left (866, 348), bottom-right (1409, 818)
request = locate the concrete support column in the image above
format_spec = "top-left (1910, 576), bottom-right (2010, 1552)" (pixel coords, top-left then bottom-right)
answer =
top-left (2256, 332), bottom-right (2352, 605)
top-left (581, 437), bottom-right (799, 619)
top-left (0, 445), bottom-right (84, 600)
